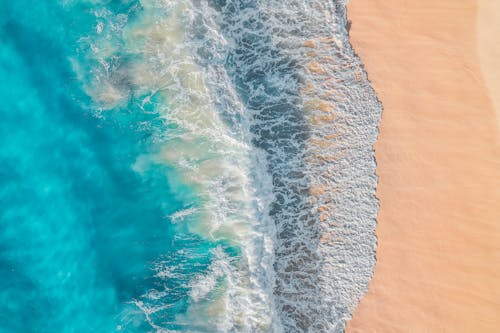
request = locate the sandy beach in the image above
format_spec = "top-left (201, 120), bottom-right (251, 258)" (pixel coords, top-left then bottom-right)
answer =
top-left (346, 0), bottom-right (500, 332)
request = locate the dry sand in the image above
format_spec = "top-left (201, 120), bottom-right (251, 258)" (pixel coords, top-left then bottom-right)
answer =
top-left (345, 0), bottom-right (500, 332)
top-left (478, 0), bottom-right (500, 129)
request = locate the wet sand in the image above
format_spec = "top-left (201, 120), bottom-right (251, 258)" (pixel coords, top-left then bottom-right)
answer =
top-left (346, 0), bottom-right (500, 332)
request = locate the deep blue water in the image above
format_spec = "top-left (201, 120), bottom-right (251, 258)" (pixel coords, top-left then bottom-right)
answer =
top-left (0, 1), bottom-right (215, 332)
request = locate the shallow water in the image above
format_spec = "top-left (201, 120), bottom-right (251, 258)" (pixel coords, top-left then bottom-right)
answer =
top-left (0, 1), bottom-right (380, 332)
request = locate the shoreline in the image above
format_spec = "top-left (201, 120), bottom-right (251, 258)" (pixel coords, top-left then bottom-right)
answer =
top-left (346, 0), bottom-right (500, 332)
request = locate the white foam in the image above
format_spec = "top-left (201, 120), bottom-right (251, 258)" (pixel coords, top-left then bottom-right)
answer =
top-left (203, 0), bottom-right (380, 331)
top-left (169, 207), bottom-right (198, 223)
top-left (81, 0), bottom-right (282, 331)
top-left (80, 0), bottom-right (381, 332)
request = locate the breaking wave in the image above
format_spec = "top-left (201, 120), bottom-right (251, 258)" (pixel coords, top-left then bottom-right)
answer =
top-left (77, 0), bottom-right (381, 331)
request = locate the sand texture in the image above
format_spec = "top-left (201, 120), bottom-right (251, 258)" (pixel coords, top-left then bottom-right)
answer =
top-left (478, 0), bottom-right (500, 129)
top-left (346, 0), bottom-right (500, 332)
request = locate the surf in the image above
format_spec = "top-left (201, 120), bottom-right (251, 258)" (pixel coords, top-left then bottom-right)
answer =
top-left (0, 0), bottom-right (380, 332)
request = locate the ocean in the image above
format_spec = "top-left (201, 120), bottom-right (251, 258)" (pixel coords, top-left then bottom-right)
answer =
top-left (0, 1), bottom-right (381, 332)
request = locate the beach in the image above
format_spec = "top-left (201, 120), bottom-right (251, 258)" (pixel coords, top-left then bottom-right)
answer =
top-left (346, 0), bottom-right (500, 332)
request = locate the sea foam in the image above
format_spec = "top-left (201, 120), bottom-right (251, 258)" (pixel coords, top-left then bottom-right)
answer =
top-left (81, 0), bottom-right (381, 332)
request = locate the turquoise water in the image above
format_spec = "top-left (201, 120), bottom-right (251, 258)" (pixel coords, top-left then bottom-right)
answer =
top-left (0, 1), bottom-right (219, 332)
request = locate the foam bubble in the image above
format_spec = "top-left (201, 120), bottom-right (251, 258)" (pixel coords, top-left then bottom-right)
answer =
top-left (80, 0), bottom-right (380, 332)
top-left (81, 0), bottom-right (281, 331)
